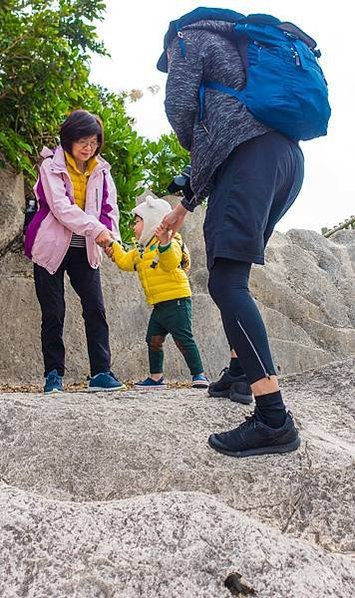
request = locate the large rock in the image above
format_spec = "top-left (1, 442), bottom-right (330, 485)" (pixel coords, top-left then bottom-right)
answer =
top-left (0, 161), bottom-right (25, 255)
top-left (0, 189), bottom-right (354, 385)
top-left (251, 228), bottom-right (355, 375)
top-left (0, 359), bottom-right (354, 597)
top-left (1, 489), bottom-right (354, 598)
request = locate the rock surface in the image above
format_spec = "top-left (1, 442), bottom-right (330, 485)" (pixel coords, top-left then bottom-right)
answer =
top-left (0, 196), bottom-right (354, 385)
top-left (1, 488), bottom-right (354, 598)
top-left (0, 359), bottom-right (354, 596)
top-left (0, 162), bottom-right (25, 255)
top-left (0, 164), bottom-right (354, 382)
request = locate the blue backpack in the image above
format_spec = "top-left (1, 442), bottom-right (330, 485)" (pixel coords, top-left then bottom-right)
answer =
top-left (157, 8), bottom-right (331, 141)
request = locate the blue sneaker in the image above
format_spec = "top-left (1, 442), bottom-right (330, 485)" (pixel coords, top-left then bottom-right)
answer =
top-left (191, 374), bottom-right (209, 389)
top-left (88, 371), bottom-right (126, 392)
top-left (134, 376), bottom-right (167, 390)
top-left (44, 369), bottom-right (63, 394)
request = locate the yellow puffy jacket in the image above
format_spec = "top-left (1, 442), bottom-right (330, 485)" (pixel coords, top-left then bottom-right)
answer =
top-left (112, 234), bottom-right (192, 305)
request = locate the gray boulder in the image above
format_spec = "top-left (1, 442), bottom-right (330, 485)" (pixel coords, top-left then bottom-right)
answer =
top-left (0, 176), bottom-right (354, 384)
top-left (1, 488), bottom-right (354, 598)
top-left (0, 161), bottom-right (25, 255)
top-left (0, 358), bottom-right (354, 597)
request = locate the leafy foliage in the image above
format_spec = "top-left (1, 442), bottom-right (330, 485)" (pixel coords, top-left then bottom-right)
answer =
top-left (0, 0), bottom-right (107, 178)
top-left (0, 1), bottom-right (190, 241)
top-left (86, 88), bottom-right (149, 242)
top-left (143, 133), bottom-right (190, 197)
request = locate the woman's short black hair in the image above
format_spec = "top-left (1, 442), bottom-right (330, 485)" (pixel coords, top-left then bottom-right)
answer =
top-left (60, 109), bottom-right (104, 155)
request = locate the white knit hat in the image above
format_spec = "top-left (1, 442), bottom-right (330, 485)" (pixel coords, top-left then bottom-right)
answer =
top-left (132, 195), bottom-right (172, 247)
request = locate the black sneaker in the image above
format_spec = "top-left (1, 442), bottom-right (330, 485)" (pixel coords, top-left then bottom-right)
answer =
top-left (208, 410), bottom-right (300, 458)
top-left (208, 367), bottom-right (252, 404)
top-left (229, 379), bottom-right (253, 405)
top-left (208, 367), bottom-right (240, 397)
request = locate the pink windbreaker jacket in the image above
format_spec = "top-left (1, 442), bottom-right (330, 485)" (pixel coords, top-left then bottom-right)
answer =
top-left (24, 146), bottom-right (120, 274)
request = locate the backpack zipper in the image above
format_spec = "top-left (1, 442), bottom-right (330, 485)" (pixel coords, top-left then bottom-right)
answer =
top-left (291, 43), bottom-right (301, 66)
top-left (237, 319), bottom-right (271, 379)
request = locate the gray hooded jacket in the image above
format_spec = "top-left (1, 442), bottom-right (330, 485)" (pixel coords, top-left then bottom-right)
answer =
top-left (164, 20), bottom-right (270, 206)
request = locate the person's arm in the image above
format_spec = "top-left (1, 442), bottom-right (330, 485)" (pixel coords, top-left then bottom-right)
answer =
top-left (157, 236), bottom-right (183, 272)
top-left (165, 33), bottom-right (204, 151)
top-left (111, 241), bottom-right (136, 271)
top-left (40, 161), bottom-right (107, 241)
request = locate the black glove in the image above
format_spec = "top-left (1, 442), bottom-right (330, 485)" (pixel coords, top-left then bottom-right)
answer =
top-left (181, 165), bottom-right (194, 201)
top-left (168, 164), bottom-right (196, 211)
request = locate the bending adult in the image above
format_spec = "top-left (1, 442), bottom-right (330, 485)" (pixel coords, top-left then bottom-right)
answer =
top-left (157, 9), bottom-right (304, 457)
top-left (25, 109), bottom-right (126, 393)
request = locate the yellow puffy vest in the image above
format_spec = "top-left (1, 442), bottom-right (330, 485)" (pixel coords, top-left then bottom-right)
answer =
top-left (112, 234), bottom-right (192, 305)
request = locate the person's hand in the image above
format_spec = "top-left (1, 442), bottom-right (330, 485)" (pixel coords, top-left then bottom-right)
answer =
top-left (155, 223), bottom-right (172, 245)
top-left (104, 245), bottom-right (114, 259)
top-left (162, 204), bottom-right (188, 236)
top-left (95, 229), bottom-right (113, 248)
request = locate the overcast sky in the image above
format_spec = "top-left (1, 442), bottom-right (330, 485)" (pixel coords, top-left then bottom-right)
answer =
top-left (90, 0), bottom-right (354, 233)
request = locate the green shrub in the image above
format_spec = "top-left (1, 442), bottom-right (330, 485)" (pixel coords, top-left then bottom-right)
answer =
top-left (143, 133), bottom-right (190, 197)
top-left (0, 1), bottom-right (190, 242)
top-left (0, 0), bottom-right (107, 180)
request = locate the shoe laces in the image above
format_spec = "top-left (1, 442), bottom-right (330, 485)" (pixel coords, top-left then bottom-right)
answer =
top-left (46, 372), bottom-right (62, 386)
top-left (219, 366), bottom-right (229, 376)
top-left (241, 408), bottom-right (291, 431)
top-left (88, 371), bottom-right (117, 381)
top-left (47, 370), bottom-right (61, 383)
top-left (240, 409), bottom-right (262, 430)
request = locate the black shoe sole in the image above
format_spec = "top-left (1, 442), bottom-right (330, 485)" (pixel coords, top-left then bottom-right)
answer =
top-left (229, 392), bottom-right (253, 405)
top-left (208, 388), bottom-right (231, 398)
top-left (208, 435), bottom-right (301, 457)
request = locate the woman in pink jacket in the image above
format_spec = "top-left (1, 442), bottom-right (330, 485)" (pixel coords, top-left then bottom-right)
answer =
top-left (25, 109), bottom-right (126, 393)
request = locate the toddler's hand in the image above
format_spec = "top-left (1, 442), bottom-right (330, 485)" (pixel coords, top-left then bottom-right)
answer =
top-left (155, 223), bottom-right (171, 245)
top-left (104, 245), bottom-right (114, 259)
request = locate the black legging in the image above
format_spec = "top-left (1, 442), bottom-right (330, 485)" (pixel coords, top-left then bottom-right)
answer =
top-left (208, 258), bottom-right (276, 385)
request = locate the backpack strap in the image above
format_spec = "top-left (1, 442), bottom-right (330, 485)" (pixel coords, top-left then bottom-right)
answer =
top-left (278, 22), bottom-right (317, 50)
top-left (176, 238), bottom-right (191, 272)
top-left (199, 81), bottom-right (245, 122)
top-left (99, 170), bottom-right (113, 231)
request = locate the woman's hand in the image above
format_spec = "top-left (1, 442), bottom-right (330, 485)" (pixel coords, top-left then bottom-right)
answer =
top-left (95, 229), bottom-right (113, 248)
top-left (155, 223), bottom-right (172, 245)
top-left (162, 204), bottom-right (188, 236)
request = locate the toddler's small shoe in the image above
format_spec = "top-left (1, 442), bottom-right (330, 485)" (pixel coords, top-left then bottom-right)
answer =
top-left (44, 369), bottom-right (63, 394)
top-left (88, 371), bottom-right (126, 392)
top-left (191, 374), bottom-right (209, 389)
top-left (134, 376), bottom-right (167, 390)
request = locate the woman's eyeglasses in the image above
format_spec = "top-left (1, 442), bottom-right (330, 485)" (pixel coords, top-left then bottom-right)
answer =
top-left (76, 139), bottom-right (99, 149)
